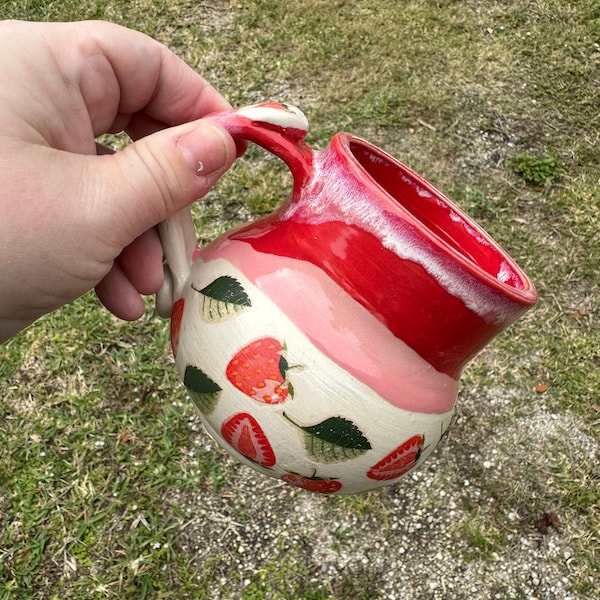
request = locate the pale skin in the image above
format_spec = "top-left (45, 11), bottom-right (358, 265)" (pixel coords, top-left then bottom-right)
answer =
top-left (0, 20), bottom-right (239, 343)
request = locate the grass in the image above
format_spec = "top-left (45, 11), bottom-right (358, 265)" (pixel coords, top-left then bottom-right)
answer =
top-left (505, 153), bottom-right (564, 188)
top-left (1, 0), bottom-right (599, 598)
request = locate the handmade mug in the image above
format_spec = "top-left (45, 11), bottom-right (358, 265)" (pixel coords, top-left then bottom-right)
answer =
top-left (157, 102), bottom-right (537, 495)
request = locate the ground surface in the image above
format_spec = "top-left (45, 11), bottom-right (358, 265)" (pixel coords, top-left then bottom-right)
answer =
top-left (1, 1), bottom-right (598, 598)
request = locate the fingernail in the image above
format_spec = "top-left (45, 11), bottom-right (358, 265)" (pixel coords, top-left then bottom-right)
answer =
top-left (177, 121), bottom-right (232, 177)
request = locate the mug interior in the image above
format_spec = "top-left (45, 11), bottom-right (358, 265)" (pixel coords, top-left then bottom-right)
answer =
top-left (348, 139), bottom-right (533, 293)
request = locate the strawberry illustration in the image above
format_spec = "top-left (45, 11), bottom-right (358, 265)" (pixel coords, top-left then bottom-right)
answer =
top-left (226, 337), bottom-right (294, 404)
top-left (281, 471), bottom-right (342, 494)
top-left (367, 434), bottom-right (424, 481)
top-left (170, 298), bottom-right (185, 358)
top-left (256, 101), bottom-right (296, 112)
top-left (221, 412), bottom-right (276, 467)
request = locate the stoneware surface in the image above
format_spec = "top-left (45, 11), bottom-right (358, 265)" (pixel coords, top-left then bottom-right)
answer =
top-left (157, 102), bottom-right (538, 495)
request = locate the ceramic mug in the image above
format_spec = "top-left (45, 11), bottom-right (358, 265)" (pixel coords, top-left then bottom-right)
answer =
top-left (156, 102), bottom-right (537, 495)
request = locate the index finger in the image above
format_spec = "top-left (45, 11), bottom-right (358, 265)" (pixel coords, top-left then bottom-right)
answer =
top-left (54, 20), bottom-right (232, 133)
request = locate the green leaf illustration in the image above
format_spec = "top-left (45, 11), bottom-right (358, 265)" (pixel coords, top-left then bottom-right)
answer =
top-left (192, 276), bottom-right (251, 323)
top-left (183, 365), bottom-right (222, 415)
top-left (279, 354), bottom-right (289, 379)
top-left (284, 414), bottom-right (371, 463)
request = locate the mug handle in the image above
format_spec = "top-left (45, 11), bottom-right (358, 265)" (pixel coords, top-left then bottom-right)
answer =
top-left (157, 102), bottom-right (313, 317)
top-left (206, 102), bottom-right (314, 190)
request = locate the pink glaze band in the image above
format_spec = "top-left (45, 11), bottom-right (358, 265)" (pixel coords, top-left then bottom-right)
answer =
top-left (201, 239), bottom-right (459, 414)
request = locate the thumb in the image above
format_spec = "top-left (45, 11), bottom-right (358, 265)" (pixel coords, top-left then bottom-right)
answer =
top-left (95, 119), bottom-right (236, 242)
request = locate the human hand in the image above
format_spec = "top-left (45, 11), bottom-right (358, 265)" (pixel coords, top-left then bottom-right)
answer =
top-left (0, 20), bottom-right (238, 342)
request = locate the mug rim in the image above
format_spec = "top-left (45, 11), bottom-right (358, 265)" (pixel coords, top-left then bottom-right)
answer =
top-left (334, 132), bottom-right (538, 306)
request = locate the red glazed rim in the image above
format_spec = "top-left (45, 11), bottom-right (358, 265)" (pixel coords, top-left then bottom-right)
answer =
top-left (336, 133), bottom-right (538, 306)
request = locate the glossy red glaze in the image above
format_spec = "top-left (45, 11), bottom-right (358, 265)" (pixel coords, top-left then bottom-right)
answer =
top-left (203, 106), bottom-right (537, 380)
top-left (225, 134), bottom-right (536, 379)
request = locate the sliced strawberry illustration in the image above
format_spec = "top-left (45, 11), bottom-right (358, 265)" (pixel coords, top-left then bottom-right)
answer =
top-left (367, 434), bottom-right (424, 481)
top-left (226, 337), bottom-right (294, 404)
top-left (170, 298), bottom-right (185, 358)
top-left (221, 412), bottom-right (276, 467)
top-left (281, 472), bottom-right (342, 494)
